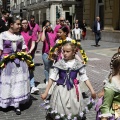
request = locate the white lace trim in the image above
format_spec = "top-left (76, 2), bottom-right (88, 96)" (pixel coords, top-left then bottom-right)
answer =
top-left (99, 113), bottom-right (113, 118)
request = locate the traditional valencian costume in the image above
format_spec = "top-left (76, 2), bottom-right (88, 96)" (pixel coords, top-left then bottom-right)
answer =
top-left (0, 31), bottom-right (34, 108)
top-left (96, 79), bottom-right (120, 120)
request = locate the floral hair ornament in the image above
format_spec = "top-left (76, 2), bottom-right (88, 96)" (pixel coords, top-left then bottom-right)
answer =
top-left (48, 39), bottom-right (88, 64)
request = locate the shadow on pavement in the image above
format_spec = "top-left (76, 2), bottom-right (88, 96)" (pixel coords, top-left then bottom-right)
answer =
top-left (35, 63), bottom-right (43, 66)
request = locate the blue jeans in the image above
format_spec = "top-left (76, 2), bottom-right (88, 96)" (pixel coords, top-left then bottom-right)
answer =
top-left (30, 57), bottom-right (35, 87)
top-left (42, 53), bottom-right (53, 82)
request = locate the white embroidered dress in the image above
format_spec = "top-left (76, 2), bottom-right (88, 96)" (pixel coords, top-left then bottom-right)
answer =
top-left (0, 31), bottom-right (30, 108)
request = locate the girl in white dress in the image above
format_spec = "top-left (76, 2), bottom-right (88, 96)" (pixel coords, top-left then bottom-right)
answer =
top-left (0, 17), bottom-right (31, 115)
top-left (41, 41), bottom-right (96, 119)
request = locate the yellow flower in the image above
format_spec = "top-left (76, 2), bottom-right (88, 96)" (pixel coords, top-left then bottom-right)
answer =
top-left (1, 63), bottom-right (4, 67)
top-left (21, 52), bottom-right (27, 55)
top-left (26, 60), bottom-right (31, 65)
top-left (30, 63), bottom-right (34, 67)
top-left (27, 55), bottom-right (32, 59)
top-left (82, 55), bottom-right (86, 58)
top-left (57, 40), bottom-right (63, 44)
top-left (71, 40), bottom-right (76, 44)
top-left (80, 50), bottom-right (84, 54)
top-left (4, 55), bottom-right (9, 59)
top-left (17, 52), bottom-right (22, 56)
top-left (10, 55), bottom-right (15, 59)
top-left (77, 42), bottom-right (81, 46)
top-left (21, 58), bottom-right (24, 61)
top-left (55, 48), bottom-right (58, 51)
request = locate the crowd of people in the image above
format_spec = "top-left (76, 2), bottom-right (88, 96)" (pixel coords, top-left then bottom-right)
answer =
top-left (0, 9), bottom-right (120, 120)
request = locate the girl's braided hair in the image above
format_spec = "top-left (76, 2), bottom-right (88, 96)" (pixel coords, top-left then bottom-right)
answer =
top-left (109, 47), bottom-right (120, 81)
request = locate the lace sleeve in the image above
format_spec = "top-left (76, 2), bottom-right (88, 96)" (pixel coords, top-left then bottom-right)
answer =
top-left (0, 34), bottom-right (3, 50)
top-left (49, 68), bottom-right (59, 81)
top-left (79, 66), bottom-right (89, 81)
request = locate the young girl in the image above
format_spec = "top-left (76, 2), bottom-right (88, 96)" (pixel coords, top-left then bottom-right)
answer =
top-left (0, 17), bottom-right (30, 115)
top-left (49, 26), bottom-right (83, 62)
top-left (41, 20), bottom-right (57, 84)
top-left (21, 18), bottom-right (39, 94)
top-left (41, 41), bottom-right (96, 119)
top-left (96, 52), bottom-right (120, 120)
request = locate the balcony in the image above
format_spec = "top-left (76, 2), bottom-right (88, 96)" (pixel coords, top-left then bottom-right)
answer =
top-left (31, 0), bottom-right (37, 4)
top-left (26, 0), bottom-right (30, 6)
top-left (20, 2), bottom-right (24, 8)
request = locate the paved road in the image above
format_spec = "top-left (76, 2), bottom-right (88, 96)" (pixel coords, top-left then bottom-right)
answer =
top-left (0, 40), bottom-right (119, 120)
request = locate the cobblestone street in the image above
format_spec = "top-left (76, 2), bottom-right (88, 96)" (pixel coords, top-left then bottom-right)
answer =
top-left (0, 39), bottom-right (119, 120)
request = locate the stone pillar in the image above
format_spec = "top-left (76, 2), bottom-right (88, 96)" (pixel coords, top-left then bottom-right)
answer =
top-left (113, 0), bottom-right (120, 30)
top-left (46, 8), bottom-right (50, 20)
top-left (38, 10), bottom-right (41, 26)
top-left (50, 4), bottom-right (56, 28)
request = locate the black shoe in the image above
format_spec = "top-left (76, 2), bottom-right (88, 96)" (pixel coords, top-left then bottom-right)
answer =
top-left (15, 108), bottom-right (21, 115)
top-left (82, 92), bottom-right (88, 99)
top-left (95, 45), bottom-right (100, 47)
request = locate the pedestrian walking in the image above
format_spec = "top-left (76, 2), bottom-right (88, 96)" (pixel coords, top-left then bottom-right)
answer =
top-left (40, 20), bottom-right (57, 84)
top-left (81, 19), bottom-right (87, 40)
top-left (96, 51), bottom-right (120, 120)
top-left (41, 41), bottom-right (96, 120)
top-left (72, 24), bottom-right (82, 40)
top-left (92, 17), bottom-right (103, 47)
top-left (0, 10), bottom-right (9, 33)
top-left (21, 18), bottom-right (39, 94)
top-left (28, 15), bottom-right (41, 54)
top-left (0, 17), bottom-right (31, 115)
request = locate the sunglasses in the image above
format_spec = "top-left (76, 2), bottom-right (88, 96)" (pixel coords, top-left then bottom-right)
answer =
top-left (60, 20), bottom-right (65, 22)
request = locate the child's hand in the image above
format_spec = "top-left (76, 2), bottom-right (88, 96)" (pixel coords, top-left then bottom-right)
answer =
top-left (41, 92), bottom-right (48, 100)
top-left (91, 92), bottom-right (96, 99)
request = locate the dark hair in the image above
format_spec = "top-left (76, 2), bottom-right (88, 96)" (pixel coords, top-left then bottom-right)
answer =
top-left (59, 26), bottom-right (69, 36)
top-left (109, 52), bottom-right (120, 81)
top-left (42, 20), bottom-right (50, 28)
top-left (8, 17), bottom-right (20, 28)
top-left (42, 20), bottom-right (53, 48)
top-left (30, 15), bottom-right (35, 19)
top-left (2, 10), bottom-right (9, 15)
top-left (21, 18), bottom-right (30, 31)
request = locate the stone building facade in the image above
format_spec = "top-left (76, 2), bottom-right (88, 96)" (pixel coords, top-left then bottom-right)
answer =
top-left (10, 0), bottom-right (83, 28)
top-left (83, 0), bottom-right (120, 42)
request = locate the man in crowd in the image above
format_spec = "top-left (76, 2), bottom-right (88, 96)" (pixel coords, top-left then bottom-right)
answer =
top-left (0, 10), bottom-right (9, 33)
top-left (92, 16), bottom-right (103, 47)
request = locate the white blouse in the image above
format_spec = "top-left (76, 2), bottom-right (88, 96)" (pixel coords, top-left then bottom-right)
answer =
top-left (0, 31), bottom-right (26, 51)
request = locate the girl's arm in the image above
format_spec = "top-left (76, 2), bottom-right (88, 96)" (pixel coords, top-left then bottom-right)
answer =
top-left (41, 27), bottom-right (46, 42)
top-left (28, 41), bottom-right (35, 54)
top-left (85, 80), bottom-right (96, 99)
top-left (41, 79), bottom-right (53, 100)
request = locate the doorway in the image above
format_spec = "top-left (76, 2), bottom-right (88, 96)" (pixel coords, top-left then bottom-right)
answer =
top-left (96, 0), bottom-right (104, 28)
top-left (65, 12), bottom-right (72, 28)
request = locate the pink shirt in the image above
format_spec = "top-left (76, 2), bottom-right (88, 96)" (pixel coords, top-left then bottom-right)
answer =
top-left (29, 22), bottom-right (41, 40)
top-left (54, 24), bottom-right (61, 33)
top-left (41, 32), bottom-right (57, 54)
top-left (21, 31), bottom-right (36, 51)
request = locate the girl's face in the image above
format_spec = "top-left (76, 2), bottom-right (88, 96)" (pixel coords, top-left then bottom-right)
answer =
top-left (11, 20), bottom-right (21, 32)
top-left (57, 29), bottom-right (66, 39)
top-left (45, 22), bottom-right (52, 31)
top-left (21, 20), bottom-right (28, 30)
top-left (62, 44), bottom-right (75, 61)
